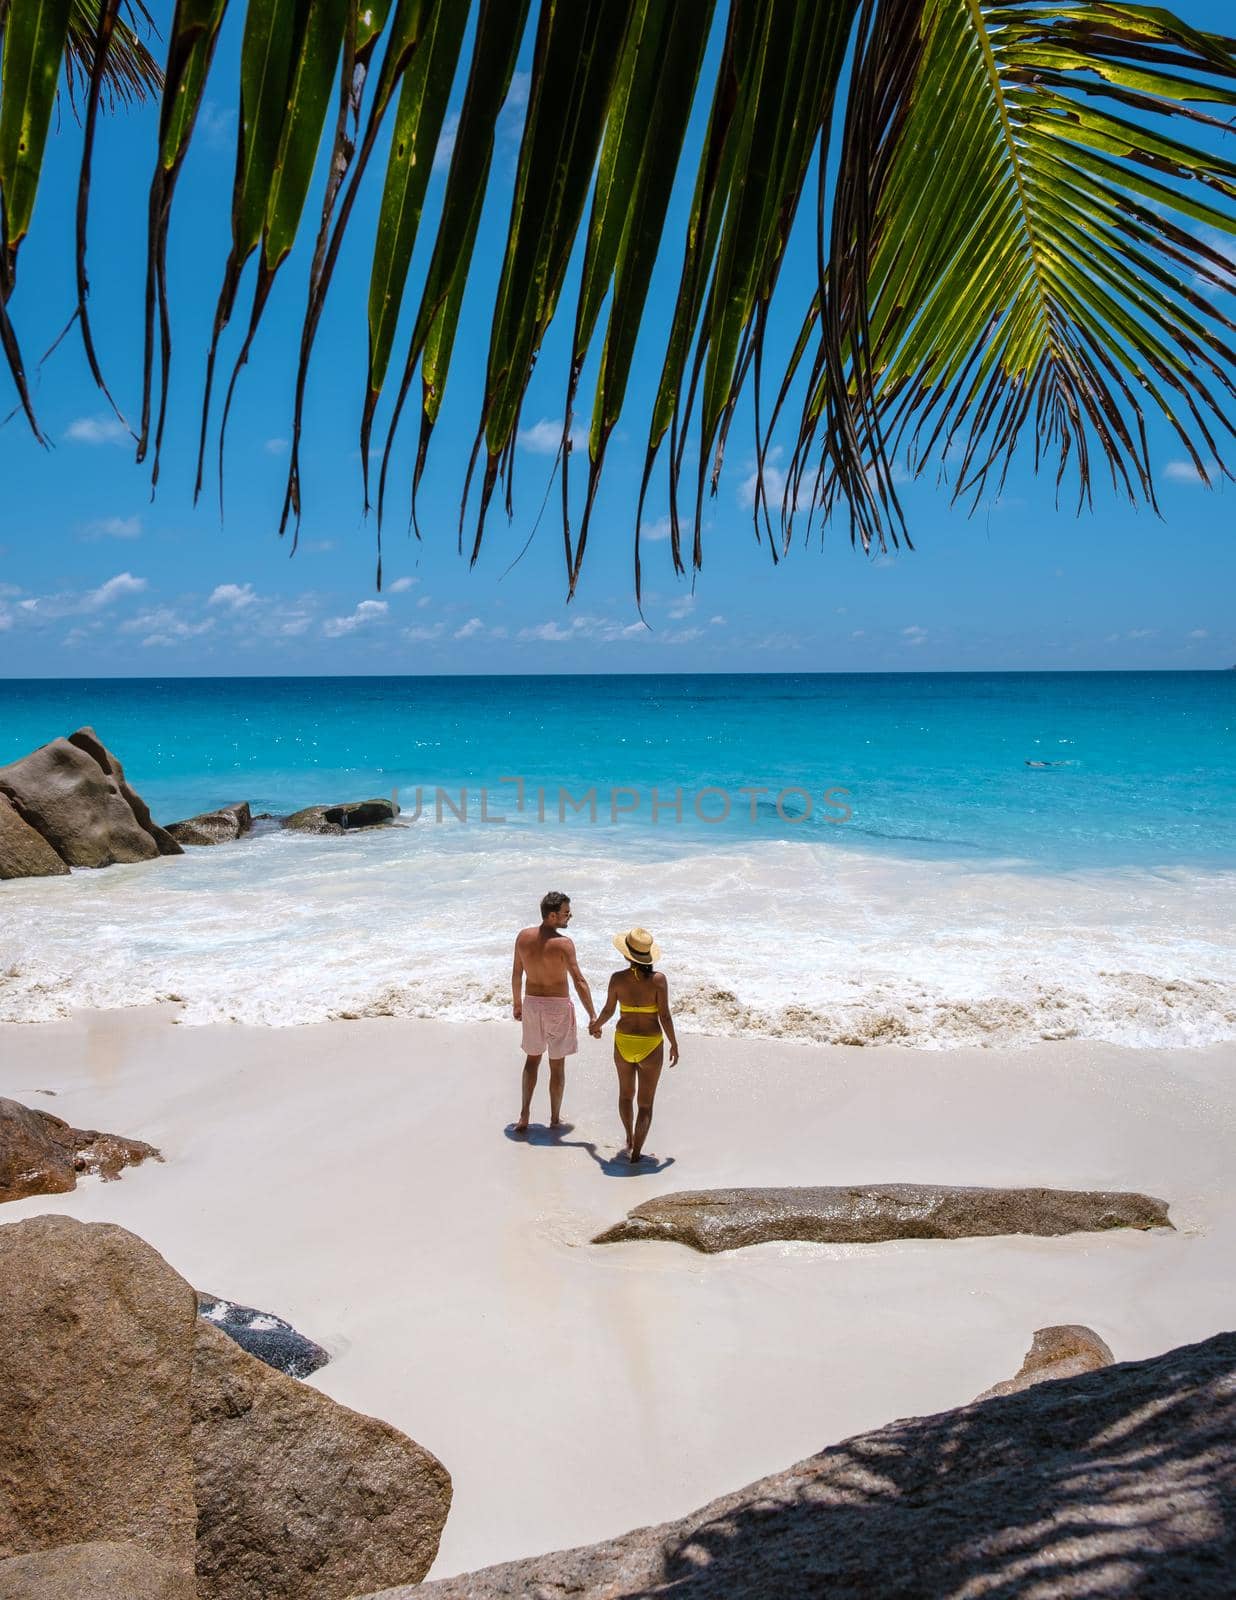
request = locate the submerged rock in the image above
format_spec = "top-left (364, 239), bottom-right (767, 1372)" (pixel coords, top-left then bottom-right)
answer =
top-left (0, 1541), bottom-right (195, 1600)
top-left (196, 1293), bottom-right (329, 1379)
top-left (0, 1097), bottom-right (161, 1204)
top-left (166, 802), bottom-right (253, 847)
top-left (976, 1323), bottom-right (1115, 1401)
top-left (593, 1184), bottom-right (1173, 1252)
top-left (0, 793), bottom-right (69, 879)
top-left (0, 728), bottom-right (181, 873)
top-left (390, 1332), bottom-right (1236, 1600)
top-left (281, 798), bottom-right (399, 835)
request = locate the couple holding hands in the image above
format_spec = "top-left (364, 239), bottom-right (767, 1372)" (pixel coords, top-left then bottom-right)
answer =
top-left (511, 890), bottom-right (679, 1163)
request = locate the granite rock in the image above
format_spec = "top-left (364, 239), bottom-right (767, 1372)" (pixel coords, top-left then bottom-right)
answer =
top-left (281, 799), bottom-right (399, 835)
top-left (0, 1216), bottom-right (199, 1570)
top-left (65, 728), bottom-right (183, 857)
top-left (0, 1540), bottom-right (195, 1599)
top-left (0, 794), bottom-right (69, 879)
top-left (193, 1319), bottom-right (450, 1600)
top-left (386, 1332), bottom-right (1236, 1600)
top-left (0, 1097), bottom-right (161, 1204)
top-left (196, 1293), bottom-right (329, 1379)
top-left (976, 1323), bottom-right (1116, 1401)
top-left (0, 734), bottom-right (162, 869)
top-left (167, 803), bottom-right (253, 847)
top-left (594, 1183), bottom-right (1173, 1252)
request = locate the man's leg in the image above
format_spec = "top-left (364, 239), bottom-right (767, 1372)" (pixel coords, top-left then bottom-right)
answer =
top-left (548, 1057), bottom-right (566, 1126)
top-left (615, 1054), bottom-right (636, 1152)
top-left (516, 1054), bottom-right (541, 1132)
top-left (631, 1055), bottom-right (663, 1161)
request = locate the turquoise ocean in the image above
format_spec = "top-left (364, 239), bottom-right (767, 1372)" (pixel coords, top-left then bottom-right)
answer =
top-left (2, 672), bottom-right (1234, 1045)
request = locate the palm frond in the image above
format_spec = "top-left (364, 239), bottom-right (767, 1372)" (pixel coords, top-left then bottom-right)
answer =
top-left (64, 0), bottom-right (162, 110)
top-left (820, 0), bottom-right (1236, 532)
top-left (1, 0), bottom-right (1234, 593)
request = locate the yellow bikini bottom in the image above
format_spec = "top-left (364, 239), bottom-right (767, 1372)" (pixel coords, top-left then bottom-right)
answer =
top-left (614, 1031), bottom-right (663, 1065)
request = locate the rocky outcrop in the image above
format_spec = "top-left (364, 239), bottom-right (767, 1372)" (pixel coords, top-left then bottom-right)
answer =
top-left (0, 1097), bottom-right (161, 1204)
top-left (167, 803), bottom-right (253, 847)
top-left (593, 1184), bottom-right (1173, 1253)
top-left (0, 1216), bottom-right (200, 1569)
top-left (196, 1293), bottom-right (329, 1379)
top-left (0, 794), bottom-right (70, 879)
top-left (194, 1320), bottom-right (449, 1600)
top-left (0, 728), bottom-right (181, 874)
top-left (976, 1323), bottom-right (1115, 1401)
top-left (0, 1541), bottom-right (195, 1599)
top-left (281, 799), bottom-right (399, 835)
top-left (0, 1216), bottom-right (450, 1597)
top-left (385, 1332), bottom-right (1236, 1600)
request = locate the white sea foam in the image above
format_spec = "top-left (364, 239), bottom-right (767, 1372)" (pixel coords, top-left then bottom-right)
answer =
top-left (2, 823), bottom-right (1234, 1049)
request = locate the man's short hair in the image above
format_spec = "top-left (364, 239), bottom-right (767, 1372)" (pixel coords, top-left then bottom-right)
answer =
top-left (540, 890), bottom-right (570, 919)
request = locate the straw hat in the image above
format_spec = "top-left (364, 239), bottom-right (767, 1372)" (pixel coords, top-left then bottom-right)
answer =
top-left (613, 926), bottom-right (661, 964)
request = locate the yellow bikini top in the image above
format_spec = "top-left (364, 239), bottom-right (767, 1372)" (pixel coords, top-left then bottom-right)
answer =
top-left (619, 1003), bottom-right (659, 1014)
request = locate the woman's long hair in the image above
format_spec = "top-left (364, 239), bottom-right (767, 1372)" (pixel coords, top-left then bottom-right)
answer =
top-left (630, 960), bottom-right (654, 983)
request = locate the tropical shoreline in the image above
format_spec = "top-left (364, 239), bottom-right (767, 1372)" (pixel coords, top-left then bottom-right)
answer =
top-left (2, 1007), bottom-right (1232, 1578)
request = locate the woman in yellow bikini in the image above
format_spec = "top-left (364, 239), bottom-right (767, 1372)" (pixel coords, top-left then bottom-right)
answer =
top-left (589, 927), bottom-right (679, 1163)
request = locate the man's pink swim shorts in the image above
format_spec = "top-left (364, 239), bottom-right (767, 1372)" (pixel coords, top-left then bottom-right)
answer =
top-left (520, 995), bottom-right (578, 1058)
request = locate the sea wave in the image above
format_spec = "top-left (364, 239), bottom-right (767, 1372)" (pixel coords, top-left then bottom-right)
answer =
top-left (2, 828), bottom-right (1234, 1049)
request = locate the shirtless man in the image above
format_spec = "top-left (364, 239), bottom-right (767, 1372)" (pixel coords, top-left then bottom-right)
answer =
top-left (511, 890), bottom-right (596, 1132)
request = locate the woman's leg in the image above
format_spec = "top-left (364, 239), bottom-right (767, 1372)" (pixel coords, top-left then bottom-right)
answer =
top-left (630, 1046), bottom-right (664, 1160)
top-left (614, 1049), bottom-right (637, 1152)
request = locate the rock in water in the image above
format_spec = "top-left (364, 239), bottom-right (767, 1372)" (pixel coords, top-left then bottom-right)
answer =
top-left (976, 1323), bottom-right (1115, 1401)
top-left (65, 728), bottom-right (183, 857)
top-left (0, 794), bottom-right (69, 879)
top-left (166, 803), bottom-right (253, 847)
top-left (193, 1320), bottom-right (450, 1600)
top-left (593, 1183), bottom-right (1173, 1252)
top-left (196, 1294), bottom-right (329, 1379)
top-left (0, 1216), bottom-right (199, 1570)
top-left (0, 1097), bottom-right (162, 1204)
top-left (0, 729), bottom-right (180, 870)
top-left (281, 798), bottom-right (399, 835)
top-left (386, 1333), bottom-right (1236, 1600)
top-left (0, 1541), bottom-right (195, 1599)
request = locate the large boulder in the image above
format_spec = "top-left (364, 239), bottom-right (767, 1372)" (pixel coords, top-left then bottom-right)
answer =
top-left (281, 799), bottom-right (399, 835)
top-left (65, 728), bottom-right (182, 857)
top-left (196, 1292), bottom-right (329, 1379)
top-left (0, 1541), bottom-right (195, 1600)
top-left (975, 1323), bottom-right (1115, 1401)
top-left (386, 1332), bottom-right (1236, 1600)
top-left (193, 1321), bottom-right (450, 1600)
top-left (167, 803), bottom-right (253, 847)
top-left (0, 1216), bottom-right (199, 1570)
top-left (0, 794), bottom-right (68, 879)
top-left (593, 1184), bottom-right (1173, 1253)
top-left (0, 1097), bottom-right (162, 1204)
top-left (0, 1216), bottom-right (450, 1599)
top-left (0, 730), bottom-right (180, 870)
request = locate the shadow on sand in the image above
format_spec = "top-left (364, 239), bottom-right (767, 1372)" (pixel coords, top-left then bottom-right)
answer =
top-left (504, 1122), bottom-right (675, 1176)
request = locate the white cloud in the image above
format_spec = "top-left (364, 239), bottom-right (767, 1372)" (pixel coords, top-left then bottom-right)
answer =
top-left (417, 594), bottom-right (432, 609)
top-left (643, 516), bottom-right (673, 543)
top-left (65, 414), bottom-right (129, 446)
top-left (404, 623), bottom-right (444, 642)
top-left (323, 599), bottom-right (388, 638)
top-left (304, 539), bottom-right (336, 553)
top-left (0, 610), bottom-right (11, 632)
top-left (387, 576), bottom-right (417, 593)
top-left (264, 437), bottom-right (289, 456)
top-left (851, 629), bottom-right (866, 638)
top-left (120, 607), bottom-right (215, 646)
top-left (276, 610), bottom-right (314, 638)
top-left (1164, 460), bottom-right (1205, 484)
top-left (1127, 628), bottom-right (1158, 640)
top-left (667, 594), bottom-right (695, 621)
top-left (902, 624), bottom-right (928, 646)
top-left (517, 417), bottom-right (584, 456)
top-left (518, 614), bottom-right (645, 644)
top-left (873, 553), bottom-right (897, 569)
top-left (663, 627), bottom-right (703, 645)
top-left (198, 101), bottom-right (237, 151)
top-left (499, 72), bottom-right (529, 142)
top-left (709, 615), bottom-right (726, 627)
top-left (1189, 628), bottom-right (1209, 639)
top-left (86, 573), bottom-right (147, 610)
top-left (454, 617), bottom-right (485, 639)
top-left (80, 514), bottom-right (141, 540)
top-left (434, 111), bottom-right (460, 173)
top-left (209, 582), bottom-right (257, 610)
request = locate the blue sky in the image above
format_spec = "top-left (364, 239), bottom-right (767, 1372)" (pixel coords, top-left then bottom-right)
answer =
top-left (0, 4), bottom-right (1233, 677)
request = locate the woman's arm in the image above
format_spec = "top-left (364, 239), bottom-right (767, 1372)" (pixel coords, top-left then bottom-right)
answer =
top-left (657, 974), bottom-right (679, 1066)
top-left (590, 975), bottom-right (618, 1036)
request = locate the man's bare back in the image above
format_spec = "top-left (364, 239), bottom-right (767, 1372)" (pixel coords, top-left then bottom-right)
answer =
top-left (514, 924), bottom-right (574, 997)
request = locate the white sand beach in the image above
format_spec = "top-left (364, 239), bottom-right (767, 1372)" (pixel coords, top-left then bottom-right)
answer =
top-left (2, 1008), bottom-right (1233, 1580)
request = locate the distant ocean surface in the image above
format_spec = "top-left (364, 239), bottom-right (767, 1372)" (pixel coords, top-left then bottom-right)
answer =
top-left (2, 673), bottom-right (1234, 1047)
